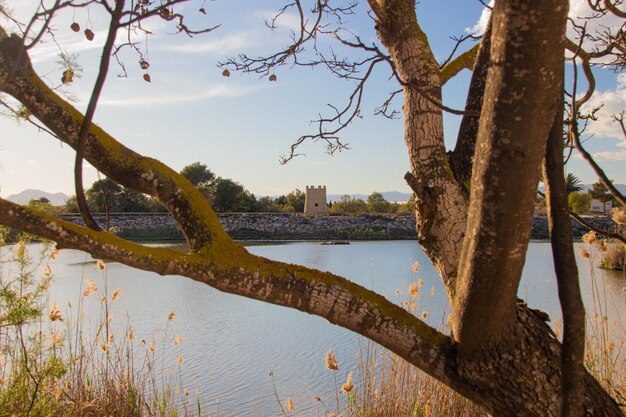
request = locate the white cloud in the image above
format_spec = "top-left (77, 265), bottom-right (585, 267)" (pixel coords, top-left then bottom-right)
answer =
top-left (467, 0), bottom-right (624, 41)
top-left (465, 1), bottom-right (493, 35)
top-left (28, 31), bottom-right (107, 64)
top-left (588, 150), bottom-right (626, 161)
top-left (155, 31), bottom-right (253, 54)
top-left (99, 83), bottom-right (265, 107)
top-left (258, 10), bottom-right (303, 32)
top-left (580, 73), bottom-right (626, 144)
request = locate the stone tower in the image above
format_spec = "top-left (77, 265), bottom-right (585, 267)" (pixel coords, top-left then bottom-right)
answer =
top-left (304, 185), bottom-right (329, 214)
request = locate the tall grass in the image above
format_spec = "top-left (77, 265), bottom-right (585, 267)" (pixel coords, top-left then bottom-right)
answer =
top-left (293, 253), bottom-right (625, 417)
top-left (297, 268), bottom-right (487, 417)
top-left (0, 237), bottom-right (206, 417)
top-left (580, 231), bottom-right (626, 407)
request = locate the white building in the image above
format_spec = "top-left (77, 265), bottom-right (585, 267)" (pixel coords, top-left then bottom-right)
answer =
top-left (590, 199), bottom-right (612, 213)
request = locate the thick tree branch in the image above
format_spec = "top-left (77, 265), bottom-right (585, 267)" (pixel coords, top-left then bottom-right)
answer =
top-left (0, 197), bottom-right (454, 386)
top-left (440, 44), bottom-right (479, 85)
top-left (0, 31), bottom-right (226, 251)
top-left (449, 18), bottom-right (492, 189)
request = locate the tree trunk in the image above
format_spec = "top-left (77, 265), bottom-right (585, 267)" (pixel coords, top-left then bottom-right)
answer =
top-left (452, 0), bottom-right (569, 354)
top-left (368, 0), bottom-right (468, 295)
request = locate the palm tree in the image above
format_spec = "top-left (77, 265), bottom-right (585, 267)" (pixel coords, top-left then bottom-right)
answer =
top-left (565, 172), bottom-right (583, 194)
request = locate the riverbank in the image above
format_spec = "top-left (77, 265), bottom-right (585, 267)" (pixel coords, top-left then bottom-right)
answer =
top-left (55, 212), bottom-right (617, 241)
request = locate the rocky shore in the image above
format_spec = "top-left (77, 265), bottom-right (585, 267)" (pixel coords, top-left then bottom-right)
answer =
top-left (57, 212), bottom-right (617, 241)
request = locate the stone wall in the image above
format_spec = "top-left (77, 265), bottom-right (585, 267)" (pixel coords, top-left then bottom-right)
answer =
top-left (57, 213), bottom-right (616, 241)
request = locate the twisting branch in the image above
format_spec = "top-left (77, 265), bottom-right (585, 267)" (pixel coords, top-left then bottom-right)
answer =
top-left (567, 105), bottom-right (626, 209)
top-left (220, 0), bottom-right (477, 162)
top-left (565, 18), bottom-right (626, 209)
top-left (22, 0), bottom-right (66, 50)
top-left (439, 33), bottom-right (478, 69)
top-left (280, 57), bottom-right (384, 163)
top-left (593, 0), bottom-right (626, 19)
top-left (219, 0), bottom-right (340, 77)
top-left (121, 0), bottom-right (219, 35)
top-left (374, 88), bottom-right (402, 119)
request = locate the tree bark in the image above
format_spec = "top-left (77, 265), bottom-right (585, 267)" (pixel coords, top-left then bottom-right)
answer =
top-left (544, 74), bottom-right (586, 417)
top-left (452, 0), bottom-right (570, 354)
top-left (449, 18), bottom-right (492, 189)
top-left (367, 0), bottom-right (468, 295)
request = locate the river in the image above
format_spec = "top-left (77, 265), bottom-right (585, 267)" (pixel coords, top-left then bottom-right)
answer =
top-left (6, 241), bottom-right (625, 416)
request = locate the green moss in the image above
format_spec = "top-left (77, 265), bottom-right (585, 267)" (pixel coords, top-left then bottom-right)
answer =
top-left (440, 45), bottom-right (479, 84)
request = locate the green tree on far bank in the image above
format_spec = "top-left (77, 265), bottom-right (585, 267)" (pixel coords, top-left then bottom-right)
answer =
top-left (256, 196), bottom-right (282, 212)
top-left (286, 189), bottom-right (305, 212)
top-left (329, 195), bottom-right (367, 213)
top-left (27, 197), bottom-right (59, 214)
top-left (180, 162), bottom-right (215, 187)
top-left (568, 192), bottom-right (591, 214)
top-left (367, 192), bottom-right (392, 213)
top-left (62, 179), bottom-right (161, 213)
top-left (212, 178), bottom-right (256, 212)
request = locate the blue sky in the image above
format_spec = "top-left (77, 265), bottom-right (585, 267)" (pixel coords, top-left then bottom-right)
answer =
top-left (1, 0), bottom-right (625, 199)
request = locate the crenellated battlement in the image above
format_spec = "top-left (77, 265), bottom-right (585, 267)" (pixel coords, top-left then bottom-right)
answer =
top-left (304, 185), bottom-right (328, 214)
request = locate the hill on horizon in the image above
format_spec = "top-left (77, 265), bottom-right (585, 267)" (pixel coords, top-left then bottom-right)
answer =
top-left (6, 189), bottom-right (70, 206)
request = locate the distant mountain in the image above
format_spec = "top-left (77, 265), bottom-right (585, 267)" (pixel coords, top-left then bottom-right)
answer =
top-left (327, 191), bottom-right (412, 203)
top-left (6, 189), bottom-right (69, 206)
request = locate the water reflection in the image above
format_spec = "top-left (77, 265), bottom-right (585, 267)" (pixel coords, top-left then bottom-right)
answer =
top-left (7, 241), bottom-right (625, 416)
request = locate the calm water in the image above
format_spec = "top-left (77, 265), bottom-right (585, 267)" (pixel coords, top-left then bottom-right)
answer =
top-left (7, 241), bottom-right (626, 416)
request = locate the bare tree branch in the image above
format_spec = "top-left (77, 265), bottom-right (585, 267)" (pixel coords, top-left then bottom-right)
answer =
top-left (537, 191), bottom-right (626, 244)
top-left (74, 0), bottom-right (126, 232)
top-left (565, 20), bottom-right (626, 210)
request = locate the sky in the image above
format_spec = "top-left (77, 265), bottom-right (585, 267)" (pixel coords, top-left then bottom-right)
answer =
top-left (0, 0), bottom-right (625, 199)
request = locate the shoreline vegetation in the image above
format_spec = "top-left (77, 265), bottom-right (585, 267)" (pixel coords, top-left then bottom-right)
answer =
top-left (59, 212), bottom-right (621, 241)
top-left (8, 212), bottom-right (625, 271)
top-left (0, 237), bottom-right (623, 416)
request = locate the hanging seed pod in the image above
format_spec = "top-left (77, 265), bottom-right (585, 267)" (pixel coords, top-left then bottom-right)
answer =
top-left (71, 22), bottom-right (80, 32)
top-left (199, 7), bottom-right (206, 15)
top-left (143, 73), bottom-right (151, 82)
top-left (269, 74), bottom-right (277, 82)
top-left (61, 69), bottom-right (74, 84)
top-left (84, 29), bottom-right (94, 41)
top-left (139, 60), bottom-right (150, 70)
top-left (159, 7), bottom-right (170, 18)
top-left (222, 69), bottom-right (230, 77)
